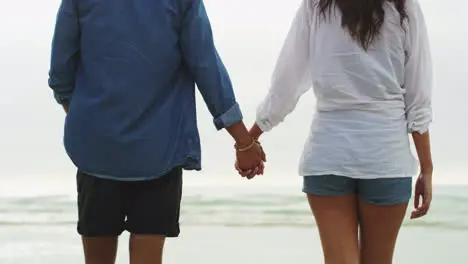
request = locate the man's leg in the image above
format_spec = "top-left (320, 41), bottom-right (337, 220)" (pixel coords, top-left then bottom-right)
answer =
top-left (125, 168), bottom-right (183, 264)
top-left (77, 171), bottom-right (126, 264)
top-left (82, 237), bottom-right (119, 264)
top-left (129, 235), bottom-right (165, 264)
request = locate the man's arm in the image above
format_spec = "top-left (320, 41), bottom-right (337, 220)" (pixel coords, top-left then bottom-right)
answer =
top-left (48, 0), bottom-right (80, 111)
top-left (179, 0), bottom-right (242, 131)
top-left (179, 0), bottom-right (264, 175)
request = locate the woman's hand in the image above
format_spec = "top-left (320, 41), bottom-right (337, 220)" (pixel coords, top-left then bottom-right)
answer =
top-left (233, 122), bottom-right (267, 179)
top-left (410, 131), bottom-right (433, 219)
top-left (249, 123), bottom-right (263, 141)
top-left (411, 171), bottom-right (433, 219)
top-left (235, 141), bottom-right (266, 179)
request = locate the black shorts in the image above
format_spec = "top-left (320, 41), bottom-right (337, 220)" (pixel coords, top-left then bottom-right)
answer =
top-left (76, 168), bottom-right (183, 237)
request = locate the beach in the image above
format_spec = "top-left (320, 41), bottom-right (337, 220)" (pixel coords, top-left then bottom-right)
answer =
top-left (1, 226), bottom-right (467, 264)
top-left (1, 182), bottom-right (467, 263)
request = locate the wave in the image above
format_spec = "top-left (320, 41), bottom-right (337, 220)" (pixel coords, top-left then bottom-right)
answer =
top-left (1, 190), bottom-right (467, 230)
top-left (0, 220), bottom-right (466, 231)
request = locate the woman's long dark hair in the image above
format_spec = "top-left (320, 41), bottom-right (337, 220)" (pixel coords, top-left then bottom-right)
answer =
top-left (317, 0), bottom-right (408, 50)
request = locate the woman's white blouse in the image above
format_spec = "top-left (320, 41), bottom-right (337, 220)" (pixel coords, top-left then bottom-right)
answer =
top-left (256, 0), bottom-right (432, 178)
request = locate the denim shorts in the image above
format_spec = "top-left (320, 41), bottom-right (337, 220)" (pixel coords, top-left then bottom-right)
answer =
top-left (302, 175), bottom-right (412, 206)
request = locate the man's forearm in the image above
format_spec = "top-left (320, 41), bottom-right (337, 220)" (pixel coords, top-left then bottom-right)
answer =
top-left (226, 121), bottom-right (254, 147)
top-left (412, 131), bottom-right (433, 173)
top-left (178, 1), bottom-right (252, 146)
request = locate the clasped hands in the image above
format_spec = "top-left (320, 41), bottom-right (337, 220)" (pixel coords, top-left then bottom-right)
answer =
top-left (235, 136), bottom-right (266, 180)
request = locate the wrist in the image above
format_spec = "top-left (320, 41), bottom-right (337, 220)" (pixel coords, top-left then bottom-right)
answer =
top-left (420, 163), bottom-right (433, 174)
top-left (249, 123), bottom-right (263, 140)
top-left (235, 139), bottom-right (257, 152)
top-left (226, 121), bottom-right (254, 147)
top-left (235, 135), bottom-right (254, 148)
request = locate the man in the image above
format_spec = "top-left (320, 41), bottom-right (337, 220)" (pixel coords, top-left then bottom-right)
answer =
top-left (48, 0), bottom-right (265, 263)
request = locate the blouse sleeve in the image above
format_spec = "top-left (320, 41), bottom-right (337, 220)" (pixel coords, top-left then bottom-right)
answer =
top-left (404, 0), bottom-right (433, 134)
top-left (255, 0), bottom-right (314, 132)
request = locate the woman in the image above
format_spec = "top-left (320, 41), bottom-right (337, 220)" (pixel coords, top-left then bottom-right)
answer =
top-left (245, 0), bottom-right (433, 263)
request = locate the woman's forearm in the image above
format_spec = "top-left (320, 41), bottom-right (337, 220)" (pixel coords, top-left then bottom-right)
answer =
top-left (249, 123), bottom-right (264, 140)
top-left (411, 131), bottom-right (433, 174)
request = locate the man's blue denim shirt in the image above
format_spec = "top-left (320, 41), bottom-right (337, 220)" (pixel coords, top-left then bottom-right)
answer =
top-left (48, 0), bottom-right (242, 180)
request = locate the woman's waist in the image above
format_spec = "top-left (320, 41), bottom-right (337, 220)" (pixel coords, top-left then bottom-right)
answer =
top-left (307, 112), bottom-right (411, 160)
top-left (300, 138), bottom-right (417, 178)
top-left (311, 108), bottom-right (407, 131)
top-left (315, 98), bottom-right (406, 117)
top-left (302, 129), bottom-right (414, 171)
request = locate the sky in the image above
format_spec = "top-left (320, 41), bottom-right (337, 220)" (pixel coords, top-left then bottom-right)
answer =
top-left (0, 0), bottom-right (467, 193)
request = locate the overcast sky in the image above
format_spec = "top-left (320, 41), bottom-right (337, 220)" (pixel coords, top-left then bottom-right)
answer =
top-left (0, 0), bottom-right (466, 193)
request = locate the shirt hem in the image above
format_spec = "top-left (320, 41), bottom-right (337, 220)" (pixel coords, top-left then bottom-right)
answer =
top-left (81, 157), bottom-right (201, 181)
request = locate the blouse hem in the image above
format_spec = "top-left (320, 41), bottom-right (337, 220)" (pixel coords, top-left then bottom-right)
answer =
top-left (299, 171), bottom-right (418, 179)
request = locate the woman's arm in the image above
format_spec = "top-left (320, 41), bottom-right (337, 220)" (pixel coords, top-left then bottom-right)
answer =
top-left (412, 132), bottom-right (433, 174)
top-left (405, 0), bottom-right (433, 172)
top-left (249, 123), bottom-right (264, 140)
top-left (404, 0), bottom-right (434, 219)
top-left (253, 0), bottom-right (314, 137)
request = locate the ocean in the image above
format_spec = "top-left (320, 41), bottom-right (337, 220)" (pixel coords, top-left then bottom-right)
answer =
top-left (1, 0), bottom-right (467, 262)
top-left (0, 181), bottom-right (467, 263)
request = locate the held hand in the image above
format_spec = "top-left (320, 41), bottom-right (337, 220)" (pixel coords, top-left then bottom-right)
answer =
top-left (235, 160), bottom-right (264, 179)
top-left (411, 172), bottom-right (433, 219)
top-left (248, 125), bottom-right (266, 163)
top-left (235, 140), bottom-right (265, 179)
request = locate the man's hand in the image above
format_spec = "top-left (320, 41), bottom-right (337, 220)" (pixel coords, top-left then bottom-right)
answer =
top-left (225, 121), bottom-right (266, 179)
top-left (62, 103), bottom-right (69, 113)
top-left (235, 141), bottom-right (265, 179)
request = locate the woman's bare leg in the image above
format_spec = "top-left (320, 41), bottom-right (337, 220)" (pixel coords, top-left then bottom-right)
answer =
top-left (307, 194), bottom-right (360, 264)
top-left (357, 177), bottom-right (412, 264)
top-left (358, 200), bottom-right (408, 264)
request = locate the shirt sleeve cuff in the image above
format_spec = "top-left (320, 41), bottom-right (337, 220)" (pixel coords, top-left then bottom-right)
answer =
top-left (255, 118), bottom-right (273, 133)
top-left (213, 103), bottom-right (243, 130)
top-left (408, 121), bottom-right (431, 134)
top-left (407, 108), bottom-right (432, 134)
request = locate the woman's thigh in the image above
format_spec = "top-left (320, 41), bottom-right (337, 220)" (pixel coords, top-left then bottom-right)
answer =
top-left (303, 175), bottom-right (360, 264)
top-left (357, 178), bottom-right (412, 264)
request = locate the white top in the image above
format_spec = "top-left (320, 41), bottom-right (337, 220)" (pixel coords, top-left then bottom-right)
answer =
top-left (256, 0), bottom-right (433, 179)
